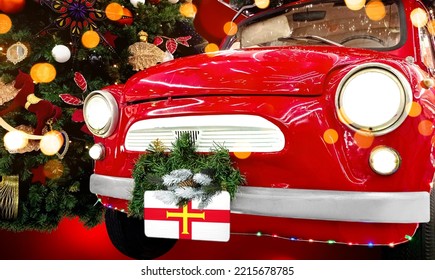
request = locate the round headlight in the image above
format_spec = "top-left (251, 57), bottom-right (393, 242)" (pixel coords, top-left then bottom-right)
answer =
top-left (84, 90), bottom-right (119, 138)
top-left (336, 63), bottom-right (412, 135)
top-left (369, 146), bottom-right (401, 175)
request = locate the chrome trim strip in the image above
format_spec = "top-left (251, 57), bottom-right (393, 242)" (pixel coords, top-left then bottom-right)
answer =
top-left (90, 174), bottom-right (430, 223)
top-left (90, 174), bottom-right (135, 200)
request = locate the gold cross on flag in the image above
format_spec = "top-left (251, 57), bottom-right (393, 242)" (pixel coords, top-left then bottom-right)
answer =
top-left (166, 205), bottom-right (205, 234)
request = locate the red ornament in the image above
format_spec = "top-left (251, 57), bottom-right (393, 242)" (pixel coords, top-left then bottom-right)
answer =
top-left (0, 0), bottom-right (26, 14)
top-left (31, 164), bottom-right (46, 185)
top-left (117, 8), bottom-right (133, 26)
top-left (149, 0), bottom-right (161, 4)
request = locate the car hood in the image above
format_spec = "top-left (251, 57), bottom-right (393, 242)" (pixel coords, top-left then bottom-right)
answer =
top-left (123, 46), bottom-right (397, 103)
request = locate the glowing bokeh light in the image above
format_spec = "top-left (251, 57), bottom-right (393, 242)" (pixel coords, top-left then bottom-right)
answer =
top-left (223, 21), bottom-right (238, 36)
top-left (354, 131), bottom-right (374, 149)
top-left (179, 3), bottom-right (197, 18)
top-left (323, 128), bottom-right (339, 144)
top-left (81, 30), bottom-right (100, 49)
top-left (255, 0), bottom-right (270, 9)
top-left (408, 101), bottom-right (422, 117)
top-left (105, 2), bottom-right (124, 21)
top-left (3, 130), bottom-right (28, 151)
top-left (0, 14), bottom-right (12, 34)
top-left (40, 130), bottom-right (64, 156)
top-left (345, 0), bottom-right (365, 11)
top-left (410, 8), bottom-right (428, 28)
top-left (418, 120), bottom-right (433, 136)
top-left (365, 0), bottom-right (386, 21)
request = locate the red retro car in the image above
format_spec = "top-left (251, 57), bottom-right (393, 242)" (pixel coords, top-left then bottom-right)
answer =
top-left (84, 0), bottom-right (435, 259)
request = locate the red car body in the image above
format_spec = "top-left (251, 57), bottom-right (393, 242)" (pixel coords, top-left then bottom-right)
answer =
top-left (85, 0), bottom-right (435, 255)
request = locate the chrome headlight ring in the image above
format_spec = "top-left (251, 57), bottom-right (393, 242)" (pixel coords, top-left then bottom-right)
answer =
top-left (83, 90), bottom-right (119, 138)
top-left (335, 63), bottom-right (412, 136)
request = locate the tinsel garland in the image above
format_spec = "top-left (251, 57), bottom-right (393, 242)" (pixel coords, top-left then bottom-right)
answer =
top-left (129, 133), bottom-right (245, 218)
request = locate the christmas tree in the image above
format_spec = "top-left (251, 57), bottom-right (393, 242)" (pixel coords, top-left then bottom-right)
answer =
top-left (0, 0), bottom-right (203, 231)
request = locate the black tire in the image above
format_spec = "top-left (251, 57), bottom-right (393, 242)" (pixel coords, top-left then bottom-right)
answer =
top-left (105, 209), bottom-right (177, 259)
top-left (382, 190), bottom-right (435, 259)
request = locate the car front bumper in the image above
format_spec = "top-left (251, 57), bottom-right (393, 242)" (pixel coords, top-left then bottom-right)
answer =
top-left (90, 174), bottom-right (430, 223)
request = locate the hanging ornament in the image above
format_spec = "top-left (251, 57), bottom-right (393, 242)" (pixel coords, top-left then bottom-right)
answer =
top-left (30, 62), bottom-right (57, 83)
top-left (51, 44), bottom-right (71, 63)
top-left (130, 0), bottom-right (146, 8)
top-left (0, 0), bottom-right (26, 14)
top-left (0, 13), bottom-right (12, 34)
top-left (105, 2), bottom-right (124, 21)
top-left (0, 175), bottom-right (19, 220)
top-left (168, 0), bottom-right (179, 3)
top-left (43, 159), bottom-right (64, 179)
top-left (4, 125), bottom-right (40, 154)
top-left (81, 30), bottom-right (100, 49)
top-left (117, 7), bottom-right (133, 26)
top-left (149, 0), bottom-right (161, 4)
top-left (128, 31), bottom-right (166, 71)
top-left (40, 130), bottom-right (64, 156)
top-left (6, 42), bottom-right (28, 64)
top-left (3, 129), bottom-right (28, 151)
top-left (31, 164), bottom-right (46, 185)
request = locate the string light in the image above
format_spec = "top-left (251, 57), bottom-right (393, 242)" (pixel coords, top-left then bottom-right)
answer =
top-left (231, 232), bottom-right (413, 248)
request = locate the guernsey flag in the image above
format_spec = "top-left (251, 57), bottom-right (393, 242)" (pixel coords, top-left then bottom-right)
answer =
top-left (144, 191), bottom-right (230, 242)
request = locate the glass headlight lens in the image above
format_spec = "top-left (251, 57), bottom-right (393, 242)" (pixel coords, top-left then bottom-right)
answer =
top-left (84, 90), bottom-right (118, 138)
top-left (336, 64), bottom-right (412, 135)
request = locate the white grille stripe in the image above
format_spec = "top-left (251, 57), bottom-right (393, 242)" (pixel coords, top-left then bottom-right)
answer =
top-left (125, 115), bottom-right (285, 152)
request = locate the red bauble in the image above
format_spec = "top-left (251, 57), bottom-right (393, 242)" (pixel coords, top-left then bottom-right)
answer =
top-left (149, 0), bottom-right (161, 4)
top-left (0, 0), bottom-right (26, 14)
top-left (117, 8), bottom-right (133, 26)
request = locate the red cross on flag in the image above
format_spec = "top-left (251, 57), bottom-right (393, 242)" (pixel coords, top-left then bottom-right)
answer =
top-left (144, 191), bottom-right (230, 242)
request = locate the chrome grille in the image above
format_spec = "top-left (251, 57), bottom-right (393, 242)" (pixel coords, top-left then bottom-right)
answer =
top-left (125, 115), bottom-right (285, 152)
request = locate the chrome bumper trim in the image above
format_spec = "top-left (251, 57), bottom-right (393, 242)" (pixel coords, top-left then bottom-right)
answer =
top-left (90, 174), bottom-right (430, 223)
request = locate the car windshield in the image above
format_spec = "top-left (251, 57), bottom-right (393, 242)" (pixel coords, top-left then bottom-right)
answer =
top-left (235, 0), bottom-right (402, 49)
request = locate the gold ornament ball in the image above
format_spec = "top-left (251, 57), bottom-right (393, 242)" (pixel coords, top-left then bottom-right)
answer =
top-left (81, 30), bottom-right (100, 49)
top-left (40, 130), bottom-right (64, 156)
top-left (0, 13), bottom-right (12, 34)
top-left (30, 63), bottom-right (57, 83)
top-left (43, 159), bottom-right (64, 179)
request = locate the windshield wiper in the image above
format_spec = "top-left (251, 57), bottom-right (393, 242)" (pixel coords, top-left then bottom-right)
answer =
top-left (278, 35), bottom-right (343, 47)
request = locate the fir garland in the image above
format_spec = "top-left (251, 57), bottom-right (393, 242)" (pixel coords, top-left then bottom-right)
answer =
top-left (129, 133), bottom-right (245, 218)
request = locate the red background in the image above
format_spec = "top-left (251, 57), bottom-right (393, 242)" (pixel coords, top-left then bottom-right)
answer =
top-left (0, 217), bottom-right (381, 260)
